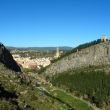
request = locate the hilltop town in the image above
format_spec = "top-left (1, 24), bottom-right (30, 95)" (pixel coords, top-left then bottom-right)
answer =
top-left (11, 47), bottom-right (63, 69)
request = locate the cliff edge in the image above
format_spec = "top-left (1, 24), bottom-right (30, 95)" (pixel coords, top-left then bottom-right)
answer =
top-left (0, 43), bottom-right (21, 72)
top-left (43, 41), bottom-right (110, 76)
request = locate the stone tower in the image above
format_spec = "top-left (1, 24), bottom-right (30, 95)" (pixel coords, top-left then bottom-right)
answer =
top-left (101, 35), bottom-right (107, 42)
top-left (56, 47), bottom-right (60, 58)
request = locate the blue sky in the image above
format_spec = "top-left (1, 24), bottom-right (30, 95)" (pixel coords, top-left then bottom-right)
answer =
top-left (0, 0), bottom-right (110, 47)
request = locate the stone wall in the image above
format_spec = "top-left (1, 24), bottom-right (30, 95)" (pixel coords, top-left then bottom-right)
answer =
top-left (44, 41), bottom-right (110, 76)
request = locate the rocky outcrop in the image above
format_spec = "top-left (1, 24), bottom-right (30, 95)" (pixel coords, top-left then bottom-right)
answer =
top-left (0, 43), bottom-right (21, 72)
top-left (44, 41), bottom-right (110, 76)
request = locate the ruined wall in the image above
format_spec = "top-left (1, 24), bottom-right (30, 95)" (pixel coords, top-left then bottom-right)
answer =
top-left (44, 41), bottom-right (110, 76)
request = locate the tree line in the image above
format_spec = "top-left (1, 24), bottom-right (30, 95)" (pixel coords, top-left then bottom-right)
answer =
top-left (51, 66), bottom-right (110, 108)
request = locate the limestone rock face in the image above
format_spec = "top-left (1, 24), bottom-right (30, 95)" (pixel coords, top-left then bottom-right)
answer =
top-left (0, 43), bottom-right (21, 72)
top-left (44, 41), bottom-right (110, 76)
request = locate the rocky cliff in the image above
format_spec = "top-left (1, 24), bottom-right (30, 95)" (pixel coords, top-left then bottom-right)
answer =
top-left (0, 43), bottom-right (21, 72)
top-left (43, 41), bottom-right (110, 76)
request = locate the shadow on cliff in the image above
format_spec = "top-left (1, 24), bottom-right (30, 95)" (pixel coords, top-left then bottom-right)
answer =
top-left (0, 43), bottom-right (21, 72)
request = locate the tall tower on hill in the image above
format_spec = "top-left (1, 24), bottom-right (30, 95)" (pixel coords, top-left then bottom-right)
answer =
top-left (101, 35), bottom-right (107, 42)
top-left (56, 47), bottom-right (60, 58)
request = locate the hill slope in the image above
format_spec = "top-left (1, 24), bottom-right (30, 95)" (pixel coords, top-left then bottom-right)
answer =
top-left (0, 43), bottom-right (94, 110)
top-left (51, 65), bottom-right (110, 110)
top-left (0, 62), bottom-right (66, 110)
top-left (41, 40), bottom-right (110, 110)
top-left (43, 41), bottom-right (110, 77)
top-left (0, 43), bottom-right (64, 110)
top-left (0, 43), bottom-right (21, 72)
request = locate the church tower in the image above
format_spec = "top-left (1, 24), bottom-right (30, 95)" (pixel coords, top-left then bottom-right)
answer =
top-left (56, 47), bottom-right (60, 58)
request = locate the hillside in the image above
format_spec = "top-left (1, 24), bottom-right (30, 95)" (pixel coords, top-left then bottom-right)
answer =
top-left (0, 62), bottom-right (68, 110)
top-left (0, 44), bottom-right (63, 110)
top-left (0, 43), bottom-right (21, 72)
top-left (0, 43), bottom-right (65, 110)
top-left (0, 43), bottom-right (94, 110)
top-left (43, 41), bottom-right (110, 77)
top-left (41, 40), bottom-right (110, 110)
top-left (51, 65), bottom-right (110, 110)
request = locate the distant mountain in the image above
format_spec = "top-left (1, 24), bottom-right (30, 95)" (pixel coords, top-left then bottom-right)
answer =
top-left (7, 46), bottom-right (72, 51)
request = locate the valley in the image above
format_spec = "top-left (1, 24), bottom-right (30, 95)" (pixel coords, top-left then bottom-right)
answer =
top-left (1, 0), bottom-right (110, 109)
top-left (0, 39), bottom-right (110, 110)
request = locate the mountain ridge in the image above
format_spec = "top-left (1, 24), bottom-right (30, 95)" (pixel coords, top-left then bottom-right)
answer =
top-left (7, 46), bottom-right (72, 51)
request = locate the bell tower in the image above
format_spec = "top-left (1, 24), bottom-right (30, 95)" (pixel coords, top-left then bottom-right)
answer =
top-left (56, 47), bottom-right (60, 58)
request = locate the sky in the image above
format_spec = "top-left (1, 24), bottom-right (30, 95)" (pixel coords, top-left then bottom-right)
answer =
top-left (0, 0), bottom-right (110, 47)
